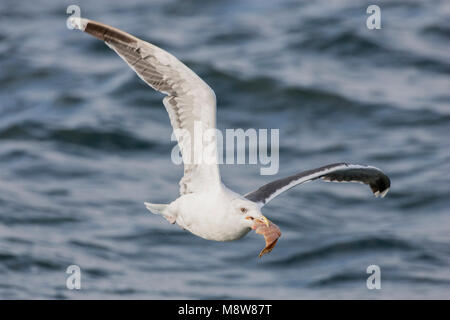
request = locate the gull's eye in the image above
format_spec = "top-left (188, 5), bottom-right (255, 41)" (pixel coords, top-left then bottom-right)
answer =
top-left (240, 207), bottom-right (247, 214)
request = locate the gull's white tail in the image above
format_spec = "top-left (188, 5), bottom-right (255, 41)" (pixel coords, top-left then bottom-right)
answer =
top-left (144, 202), bottom-right (168, 215)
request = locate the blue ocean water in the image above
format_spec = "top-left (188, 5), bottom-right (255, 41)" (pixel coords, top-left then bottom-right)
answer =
top-left (0, 0), bottom-right (449, 299)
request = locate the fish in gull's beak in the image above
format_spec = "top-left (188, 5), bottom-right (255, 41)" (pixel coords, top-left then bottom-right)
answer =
top-left (248, 216), bottom-right (282, 258)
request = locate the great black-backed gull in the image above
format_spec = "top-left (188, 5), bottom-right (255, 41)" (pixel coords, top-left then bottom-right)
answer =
top-left (70, 18), bottom-right (390, 257)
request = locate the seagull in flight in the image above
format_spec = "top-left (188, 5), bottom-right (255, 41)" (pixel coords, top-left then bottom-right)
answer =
top-left (70, 18), bottom-right (390, 257)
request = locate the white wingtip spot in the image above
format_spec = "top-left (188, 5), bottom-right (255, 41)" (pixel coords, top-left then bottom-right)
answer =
top-left (68, 17), bottom-right (89, 31)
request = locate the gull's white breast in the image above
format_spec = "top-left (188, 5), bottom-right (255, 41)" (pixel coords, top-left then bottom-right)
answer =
top-left (173, 190), bottom-right (251, 242)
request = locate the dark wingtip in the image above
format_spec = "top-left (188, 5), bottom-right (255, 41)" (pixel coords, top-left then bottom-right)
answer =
top-left (85, 20), bottom-right (137, 44)
top-left (70, 17), bottom-right (137, 45)
top-left (370, 173), bottom-right (391, 198)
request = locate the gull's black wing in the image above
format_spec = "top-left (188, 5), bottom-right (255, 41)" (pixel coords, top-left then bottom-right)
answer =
top-left (245, 163), bottom-right (390, 207)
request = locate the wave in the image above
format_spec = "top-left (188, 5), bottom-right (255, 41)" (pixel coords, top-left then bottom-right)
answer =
top-left (267, 236), bottom-right (415, 267)
top-left (0, 122), bottom-right (158, 152)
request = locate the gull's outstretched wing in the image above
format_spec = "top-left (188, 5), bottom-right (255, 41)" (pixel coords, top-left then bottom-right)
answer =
top-left (245, 163), bottom-right (390, 207)
top-left (70, 18), bottom-right (220, 195)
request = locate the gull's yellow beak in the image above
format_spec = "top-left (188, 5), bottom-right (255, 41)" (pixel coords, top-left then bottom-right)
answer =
top-left (246, 215), bottom-right (270, 227)
top-left (259, 215), bottom-right (270, 227)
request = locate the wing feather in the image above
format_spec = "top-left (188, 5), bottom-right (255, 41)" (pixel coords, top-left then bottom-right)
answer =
top-left (245, 163), bottom-right (390, 207)
top-left (71, 18), bottom-right (220, 194)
